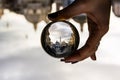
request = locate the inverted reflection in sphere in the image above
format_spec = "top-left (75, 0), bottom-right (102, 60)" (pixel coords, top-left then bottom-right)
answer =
top-left (41, 21), bottom-right (80, 58)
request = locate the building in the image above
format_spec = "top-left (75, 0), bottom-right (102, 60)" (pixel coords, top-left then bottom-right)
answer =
top-left (0, 0), bottom-right (54, 31)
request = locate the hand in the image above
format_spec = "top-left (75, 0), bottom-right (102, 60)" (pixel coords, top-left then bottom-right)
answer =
top-left (48, 0), bottom-right (111, 64)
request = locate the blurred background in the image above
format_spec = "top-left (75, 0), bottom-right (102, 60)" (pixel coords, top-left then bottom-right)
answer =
top-left (0, 0), bottom-right (120, 80)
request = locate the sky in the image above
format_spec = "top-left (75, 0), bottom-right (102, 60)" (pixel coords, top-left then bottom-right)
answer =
top-left (49, 22), bottom-right (73, 43)
top-left (0, 7), bottom-right (120, 80)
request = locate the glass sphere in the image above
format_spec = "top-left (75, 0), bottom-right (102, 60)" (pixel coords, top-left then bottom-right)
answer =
top-left (41, 21), bottom-right (80, 58)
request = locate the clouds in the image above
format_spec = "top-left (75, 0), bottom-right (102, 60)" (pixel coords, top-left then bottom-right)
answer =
top-left (49, 22), bottom-right (74, 43)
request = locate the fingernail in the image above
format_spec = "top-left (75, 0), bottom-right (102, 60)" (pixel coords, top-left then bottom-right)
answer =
top-left (48, 12), bottom-right (58, 19)
top-left (65, 61), bottom-right (71, 63)
top-left (60, 59), bottom-right (65, 61)
top-left (92, 56), bottom-right (97, 61)
top-left (72, 61), bottom-right (78, 64)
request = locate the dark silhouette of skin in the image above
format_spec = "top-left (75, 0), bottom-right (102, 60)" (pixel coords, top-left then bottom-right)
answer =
top-left (48, 0), bottom-right (111, 64)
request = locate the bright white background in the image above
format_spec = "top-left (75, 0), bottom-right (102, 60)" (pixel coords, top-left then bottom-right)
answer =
top-left (0, 7), bottom-right (120, 80)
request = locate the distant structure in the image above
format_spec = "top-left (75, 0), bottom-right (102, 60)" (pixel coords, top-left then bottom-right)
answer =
top-left (0, 0), bottom-right (3, 18)
top-left (0, 0), bottom-right (119, 31)
top-left (54, 0), bottom-right (87, 32)
top-left (0, 0), bottom-right (54, 31)
top-left (53, 0), bottom-right (64, 10)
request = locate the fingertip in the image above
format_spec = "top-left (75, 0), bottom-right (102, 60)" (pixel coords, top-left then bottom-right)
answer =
top-left (90, 54), bottom-right (97, 61)
top-left (71, 61), bottom-right (78, 64)
top-left (48, 12), bottom-right (59, 21)
top-left (91, 56), bottom-right (96, 61)
top-left (92, 58), bottom-right (97, 61)
top-left (60, 59), bottom-right (65, 61)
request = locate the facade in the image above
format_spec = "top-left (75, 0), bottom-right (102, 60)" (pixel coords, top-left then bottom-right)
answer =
top-left (0, 0), bottom-right (3, 18)
top-left (0, 0), bottom-right (54, 30)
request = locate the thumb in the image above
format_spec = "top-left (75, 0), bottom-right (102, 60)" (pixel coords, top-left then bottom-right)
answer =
top-left (48, 0), bottom-right (85, 21)
top-left (90, 53), bottom-right (97, 61)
